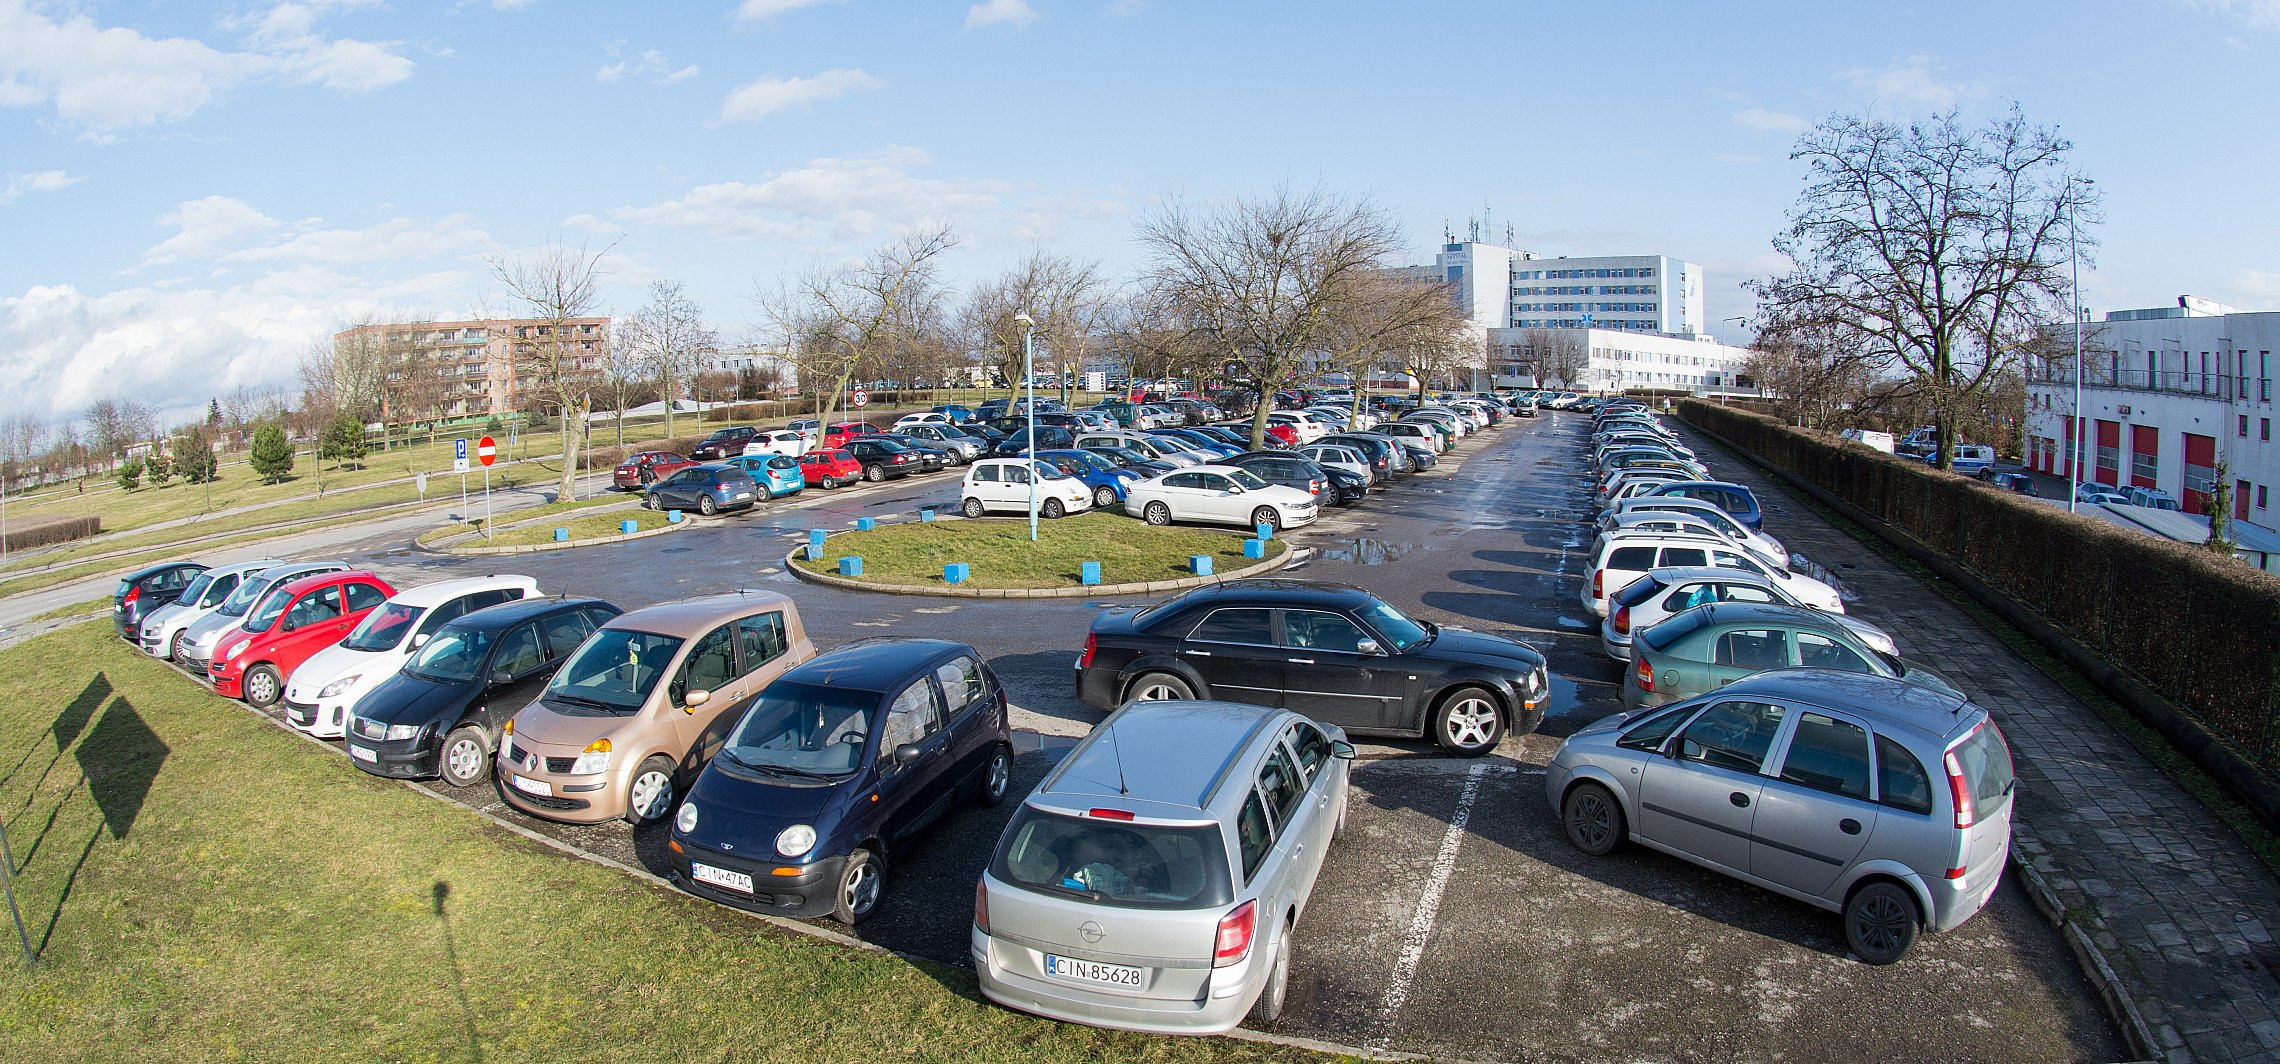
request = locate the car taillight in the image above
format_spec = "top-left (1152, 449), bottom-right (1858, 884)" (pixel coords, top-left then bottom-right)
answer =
top-left (1591, 569), bottom-right (1604, 598)
top-left (123, 586), bottom-right (141, 608)
top-left (893, 454), bottom-right (909, 463)
top-left (1078, 632), bottom-right (1097, 669)
top-left (1214, 900), bottom-right (1257, 967)
top-left (1944, 749), bottom-right (1977, 828)
top-left (973, 879), bottom-right (990, 933)
top-left (1634, 655), bottom-right (1654, 692)
top-left (1613, 604), bottom-right (1631, 636)
top-left (1310, 479), bottom-right (1322, 495)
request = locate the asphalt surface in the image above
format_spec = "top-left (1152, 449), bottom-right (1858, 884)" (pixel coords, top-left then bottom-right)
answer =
top-left (136, 414), bottom-right (2119, 1061)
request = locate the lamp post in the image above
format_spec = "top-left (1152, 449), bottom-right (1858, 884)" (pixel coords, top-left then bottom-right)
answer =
top-left (1016, 312), bottom-right (1039, 542)
top-left (2066, 178), bottom-right (2092, 513)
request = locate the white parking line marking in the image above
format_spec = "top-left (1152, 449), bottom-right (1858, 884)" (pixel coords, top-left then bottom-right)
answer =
top-left (1369, 760), bottom-right (1488, 1053)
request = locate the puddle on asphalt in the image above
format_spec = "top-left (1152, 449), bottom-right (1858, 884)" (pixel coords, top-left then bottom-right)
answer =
top-left (1555, 616), bottom-right (1592, 629)
top-left (1315, 537), bottom-right (1422, 565)
top-left (660, 547), bottom-right (693, 554)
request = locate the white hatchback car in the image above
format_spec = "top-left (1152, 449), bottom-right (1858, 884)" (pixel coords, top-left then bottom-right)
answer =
top-left (740, 429), bottom-right (812, 458)
top-left (960, 458), bottom-right (1095, 519)
top-left (283, 575), bottom-right (540, 738)
top-left (1583, 533), bottom-right (1839, 618)
top-left (1124, 465), bottom-right (1319, 532)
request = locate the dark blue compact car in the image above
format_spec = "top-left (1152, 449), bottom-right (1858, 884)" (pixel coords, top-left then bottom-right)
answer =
top-left (670, 639), bottom-right (1013, 924)
top-left (1032, 448), bottom-right (1140, 509)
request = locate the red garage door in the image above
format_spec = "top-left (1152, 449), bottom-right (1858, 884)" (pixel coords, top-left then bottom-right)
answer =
top-left (2095, 420), bottom-right (2121, 486)
top-left (2130, 425), bottom-right (2159, 489)
top-left (2183, 433), bottom-right (2216, 515)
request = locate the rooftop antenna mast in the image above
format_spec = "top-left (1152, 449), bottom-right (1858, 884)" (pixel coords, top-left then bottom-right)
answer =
top-left (1108, 720), bottom-right (1131, 795)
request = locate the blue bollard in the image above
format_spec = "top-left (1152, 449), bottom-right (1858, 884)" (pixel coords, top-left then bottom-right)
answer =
top-left (1190, 554), bottom-right (1214, 576)
top-left (553, 528), bottom-right (569, 542)
top-left (808, 528), bottom-right (827, 560)
top-left (944, 563), bottom-right (969, 585)
top-left (1255, 522), bottom-right (1274, 541)
top-left (668, 510), bottom-right (683, 524)
top-left (620, 519), bottom-right (638, 534)
top-left (1242, 538), bottom-right (1266, 559)
top-left (839, 556), bottom-right (863, 577)
top-left (920, 508), bottom-right (936, 522)
top-left (1080, 561), bottom-right (1101, 585)
top-left (856, 516), bottom-right (875, 531)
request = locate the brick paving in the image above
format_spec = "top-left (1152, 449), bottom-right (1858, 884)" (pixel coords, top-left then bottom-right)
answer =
top-left (1681, 424), bottom-right (2280, 1064)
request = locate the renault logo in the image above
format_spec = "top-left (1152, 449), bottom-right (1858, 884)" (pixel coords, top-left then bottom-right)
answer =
top-left (1078, 920), bottom-right (1106, 944)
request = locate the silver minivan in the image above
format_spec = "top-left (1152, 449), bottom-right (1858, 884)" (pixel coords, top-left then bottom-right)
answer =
top-left (1545, 669), bottom-right (2014, 964)
top-left (974, 699), bottom-right (1353, 1034)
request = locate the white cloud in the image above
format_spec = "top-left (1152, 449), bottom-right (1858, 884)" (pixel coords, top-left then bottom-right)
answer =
top-left (492, 0), bottom-right (537, 9)
top-left (0, 0), bottom-right (412, 133)
top-left (0, 169), bottom-right (79, 204)
top-left (1840, 55), bottom-right (1981, 112)
top-left (562, 213), bottom-right (622, 234)
top-left (735, 0), bottom-right (841, 20)
top-left (2229, 269), bottom-right (2280, 309)
top-left (965, 0), bottom-right (1037, 29)
top-left (717, 67), bottom-right (881, 123)
top-left (229, 213), bottom-right (492, 267)
top-left (1730, 107), bottom-right (1810, 135)
top-left (597, 49), bottom-right (698, 84)
top-left (612, 147), bottom-right (1004, 242)
top-left (141, 196), bottom-right (280, 267)
top-left (2183, 1), bottom-right (2280, 30)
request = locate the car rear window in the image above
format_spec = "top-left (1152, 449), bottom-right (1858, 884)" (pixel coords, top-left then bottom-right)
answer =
top-left (1608, 546), bottom-right (1655, 572)
top-left (1949, 720), bottom-right (2015, 809)
top-left (1611, 574), bottom-right (1666, 608)
top-left (1639, 607), bottom-right (1711, 651)
top-left (990, 807), bottom-right (1232, 910)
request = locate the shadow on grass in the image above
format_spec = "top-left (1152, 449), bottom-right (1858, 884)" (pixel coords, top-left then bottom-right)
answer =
top-left (1, 673), bottom-right (108, 800)
top-left (23, 686), bottom-right (168, 959)
top-left (431, 881), bottom-right (486, 1062)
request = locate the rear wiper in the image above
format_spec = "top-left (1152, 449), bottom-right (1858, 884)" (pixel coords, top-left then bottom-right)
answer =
top-left (1034, 880), bottom-right (1104, 902)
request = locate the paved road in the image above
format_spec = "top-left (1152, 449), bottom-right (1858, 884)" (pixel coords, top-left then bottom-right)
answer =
top-left (119, 413), bottom-right (2123, 1061)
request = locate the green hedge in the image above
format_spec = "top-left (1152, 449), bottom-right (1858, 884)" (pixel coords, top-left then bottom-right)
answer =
top-left (0, 513), bottom-right (100, 552)
top-left (1678, 399), bottom-right (2280, 772)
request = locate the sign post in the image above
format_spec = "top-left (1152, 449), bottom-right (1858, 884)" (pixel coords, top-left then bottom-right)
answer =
top-left (851, 387), bottom-right (869, 409)
top-left (454, 438), bottom-right (469, 523)
top-left (477, 436), bottom-right (497, 536)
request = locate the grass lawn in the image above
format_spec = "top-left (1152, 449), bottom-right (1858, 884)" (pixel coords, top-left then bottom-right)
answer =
top-left (461, 506), bottom-right (675, 549)
top-left (791, 512), bottom-right (1285, 588)
top-left (0, 625), bottom-right (1328, 1063)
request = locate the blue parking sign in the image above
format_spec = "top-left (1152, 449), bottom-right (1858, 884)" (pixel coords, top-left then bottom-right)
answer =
top-left (455, 439), bottom-right (468, 460)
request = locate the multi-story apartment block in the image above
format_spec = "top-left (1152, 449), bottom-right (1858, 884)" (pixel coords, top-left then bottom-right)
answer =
top-left (337, 317), bottom-right (610, 421)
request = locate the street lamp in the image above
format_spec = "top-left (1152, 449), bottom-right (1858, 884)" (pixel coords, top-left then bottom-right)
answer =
top-left (1015, 312), bottom-right (1039, 542)
top-left (2066, 178), bottom-right (2092, 513)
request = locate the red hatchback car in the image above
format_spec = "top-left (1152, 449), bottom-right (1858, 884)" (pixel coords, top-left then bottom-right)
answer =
top-left (210, 570), bottom-right (396, 708)
top-left (613, 451), bottom-right (694, 490)
top-left (821, 422), bottom-right (880, 450)
top-left (798, 448), bottom-right (863, 489)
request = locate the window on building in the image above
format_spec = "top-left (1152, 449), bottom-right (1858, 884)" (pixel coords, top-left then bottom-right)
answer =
top-left (2262, 484), bottom-right (2270, 509)
top-left (2242, 415), bottom-right (2251, 438)
top-left (2266, 419), bottom-right (2272, 442)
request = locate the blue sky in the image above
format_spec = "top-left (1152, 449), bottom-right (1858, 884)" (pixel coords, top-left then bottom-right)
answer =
top-left (4, 0), bottom-right (2277, 428)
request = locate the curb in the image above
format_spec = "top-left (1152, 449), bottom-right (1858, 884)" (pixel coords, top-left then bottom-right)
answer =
top-left (2010, 838), bottom-right (2162, 1062)
top-left (782, 523), bottom-right (1295, 598)
top-left (424, 513), bottom-right (697, 556)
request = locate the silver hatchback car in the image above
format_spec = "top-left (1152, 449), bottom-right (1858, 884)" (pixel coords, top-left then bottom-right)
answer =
top-left (974, 699), bottom-right (1353, 1034)
top-left (1545, 669), bottom-right (2015, 964)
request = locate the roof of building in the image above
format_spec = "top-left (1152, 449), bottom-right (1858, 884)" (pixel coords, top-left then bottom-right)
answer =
top-left (2088, 504), bottom-right (2280, 558)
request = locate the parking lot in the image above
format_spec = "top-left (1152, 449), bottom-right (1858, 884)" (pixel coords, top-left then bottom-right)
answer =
top-left (195, 409), bottom-right (2119, 1061)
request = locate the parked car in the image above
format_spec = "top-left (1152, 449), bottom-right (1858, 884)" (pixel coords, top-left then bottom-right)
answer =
top-left (1073, 431), bottom-right (1199, 468)
top-left (1123, 465), bottom-right (1319, 533)
top-left (786, 419), bottom-right (822, 445)
top-left (113, 560), bottom-right (208, 640)
top-left (1374, 421), bottom-right (1446, 454)
top-left (1148, 428), bottom-right (1242, 459)
top-left (497, 591), bottom-right (817, 825)
top-left (1988, 472), bottom-right (2040, 497)
top-left (1219, 451), bottom-right (1329, 503)
top-left (1075, 580), bottom-right (1549, 755)
top-left (690, 426), bottom-right (759, 461)
top-left (1622, 481), bottom-right (1766, 530)
top-left (210, 570), bottom-right (397, 708)
top-left (1937, 445), bottom-right (1996, 477)
top-left (1265, 410), bottom-right (1331, 444)
top-left (993, 425), bottom-right (1078, 457)
top-left (671, 639), bottom-right (1013, 923)
top-left (645, 463), bottom-right (764, 516)
top-left (739, 428), bottom-right (812, 459)
top-left (895, 423), bottom-right (987, 462)
top-left (959, 458), bottom-right (1096, 519)
top-left (1622, 602), bottom-right (1956, 711)
top-left (1319, 433), bottom-right (1411, 479)
top-left (1593, 510), bottom-right (1789, 570)
top-left (871, 432), bottom-right (959, 468)
top-left (346, 597), bottom-right (623, 786)
top-left (2073, 483), bottom-right (2128, 504)
top-left (723, 454), bottom-right (806, 498)
top-left (823, 422), bottom-right (882, 450)
top-left (845, 438), bottom-right (932, 481)
top-left (1546, 669), bottom-right (2015, 964)
top-left (138, 559), bottom-right (278, 661)
top-left (975, 698), bottom-right (1353, 1031)
top-left (1583, 533), bottom-right (1837, 618)
top-left (797, 449), bottom-right (864, 489)
top-left (1296, 442), bottom-right (1373, 486)
top-left (2125, 487), bottom-right (2183, 511)
top-left (177, 561), bottom-right (350, 675)
top-left (930, 404), bottom-right (976, 423)
top-left (1600, 565), bottom-right (1887, 664)
top-left (1594, 498), bottom-right (1785, 562)
top-left (1399, 442), bottom-right (1438, 470)
top-left (613, 450), bottom-right (693, 490)
top-left (285, 575), bottom-right (539, 739)
top-left (1033, 449), bottom-right (1141, 509)
top-left (894, 412), bottom-right (953, 429)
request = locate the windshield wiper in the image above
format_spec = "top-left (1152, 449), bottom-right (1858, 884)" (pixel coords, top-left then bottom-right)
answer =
top-left (1031, 880), bottom-right (1103, 902)
top-left (547, 692), bottom-right (622, 713)
top-left (720, 750), bottom-right (836, 782)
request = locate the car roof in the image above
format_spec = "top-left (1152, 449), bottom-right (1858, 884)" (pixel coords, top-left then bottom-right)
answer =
top-left (125, 559), bottom-right (206, 580)
top-left (777, 637), bottom-right (966, 693)
top-left (203, 559), bottom-right (286, 579)
top-left (384, 575), bottom-right (540, 609)
top-left (1156, 578), bottom-right (1375, 613)
top-left (1689, 601), bottom-right (1847, 630)
top-left (277, 568), bottom-right (381, 596)
top-left (601, 589), bottom-right (795, 638)
top-left (1641, 565), bottom-right (1776, 587)
top-left (1652, 480), bottom-right (1756, 498)
top-left (449, 595), bottom-right (615, 632)
top-left (1034, 699), bottom-right (1285, 815)
top-left (1717, 669), bottom-right (1978, 743)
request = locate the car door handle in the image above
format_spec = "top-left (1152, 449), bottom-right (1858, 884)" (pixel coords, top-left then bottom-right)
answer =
top-left (1286, 657), bottom-right (1314, 665)
top-left (1839, 818), bottom-right (1862, 835)
top-left (1728, 792), bottom-right (1751, 808)
top-left (1183, 649), bottom-right (1211, 657)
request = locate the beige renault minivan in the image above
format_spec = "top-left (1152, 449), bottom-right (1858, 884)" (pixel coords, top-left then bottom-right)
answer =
top-left (497, 591), bottom-right (815, 825)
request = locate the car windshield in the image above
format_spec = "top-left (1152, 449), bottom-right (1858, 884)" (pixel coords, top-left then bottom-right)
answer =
top-left (717, 683), bottom-right (878, 780)
top-left (216, 574), bottom-right (279, 616)
top-left (989, 806), bottom-right (1233, 910)
top-left (544, 628), bottom-right (684, 714)
top-left (175, 572), bottom-right (216, 606)
top-left (1356, 596), bottom-right (1431, 651)
top-left (343, 602), bottom-right (425, 652)
top-left (242, 583), bottom-right (300, 633)
top-left (402, 627), bottom-right (496, 683)
top-left (1031, 461), bottom-right (1071, 480)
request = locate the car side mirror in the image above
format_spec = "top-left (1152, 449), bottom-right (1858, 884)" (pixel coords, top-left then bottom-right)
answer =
top-left (684, 688), bottom-right (710, 712)
top-left (1354, 638), bottom-right (1382, 656)
top-left (894, 742), bottom-right (922, 765)
top-left (1330, 739), bottom-right (1357, 760)
top-left (490, 669), bottom-right (513, 687)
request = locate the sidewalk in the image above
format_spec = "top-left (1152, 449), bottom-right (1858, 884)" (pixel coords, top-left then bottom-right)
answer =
top-left (1683, 426), bottom-right (2280, 1063)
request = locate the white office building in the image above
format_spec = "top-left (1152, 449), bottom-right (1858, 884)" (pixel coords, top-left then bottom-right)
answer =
top-left (2024, 295), bottom-right (2280, 522)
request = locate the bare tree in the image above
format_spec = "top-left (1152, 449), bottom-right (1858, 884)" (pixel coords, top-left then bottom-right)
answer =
top-left (756, 225), bottom-right (956, 429)
top-left (1100, 288), bottom-right (1208, 398)
top-left (620, 279), bottom-right (715, 436)
top-left (1320, 272), bottom-right (1472, 415)
top-left (1136, 187), bottom-right (1407, 447)
top-left (1743, 313), bottom-right (1886, 430)
top-left (1513, 327), bottom-right (1589, 389)
top-left (956, 252), bottom-right (1107, 405)
top-left (1751, 106), bottom-right (2096, 469)
top-left (490, 241), bottom-right (616, 500)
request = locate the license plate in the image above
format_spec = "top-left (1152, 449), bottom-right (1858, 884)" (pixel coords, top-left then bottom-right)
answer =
top-left (1044, 954), bottom-right (1146, 989)
top-left (690, 862), bottom-right (754, 894)
top-left (735, 492), bottom-right (752, 500)
top-left (349, 744), bottom-right (377, 763)
top-left (509, 773), bottom-right (552, 797)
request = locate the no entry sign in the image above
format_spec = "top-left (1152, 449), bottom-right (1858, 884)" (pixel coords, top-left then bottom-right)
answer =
top-left (477, 436), bottom-right (497, 466)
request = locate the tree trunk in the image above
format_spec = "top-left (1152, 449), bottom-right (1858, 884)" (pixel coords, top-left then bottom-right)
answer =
top-left (664, 372), bottom-right (676, 437)
top-left (559, 418), bottom-right (576, 501)
top-left (1249, 383), bottom-right (1275, 449)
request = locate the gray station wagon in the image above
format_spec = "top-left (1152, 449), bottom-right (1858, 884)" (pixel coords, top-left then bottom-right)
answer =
top-left (1546, 669), bottom-right (2016, 964)
top-left (973, 699), bottom-right (1353, 1034)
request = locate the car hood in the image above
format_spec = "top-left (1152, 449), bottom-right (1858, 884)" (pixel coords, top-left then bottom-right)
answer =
top-left (506, 699), bottom-right (635, 750)
top-left (287, 642), bottom-right (390, 697)
top-left (357, 671), bottom-right (476, 727)
top-left (682, 765), bottom-right (858, 854)
top-left (140, 601), bottom-right (191, 633)
top-left (183, 614), bottom-right (244, 650)
top-left (1418, 626), bottom-right (1544, 671)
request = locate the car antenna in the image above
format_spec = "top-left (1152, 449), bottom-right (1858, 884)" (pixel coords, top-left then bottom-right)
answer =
top-left (1108, 721), bottom-right (1131, 796)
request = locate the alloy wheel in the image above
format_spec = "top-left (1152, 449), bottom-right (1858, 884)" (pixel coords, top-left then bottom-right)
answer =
top-left (1444, 696), bottom-right (1498, 748)
top-left (842, 861), bottom-right (880, 916)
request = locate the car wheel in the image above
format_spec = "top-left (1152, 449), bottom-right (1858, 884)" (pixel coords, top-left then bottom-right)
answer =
top-left (1094, 485), bottom-right (1117, 508)
top-left (821, 475), bottom-right (838, 489)
top-left (1127, 672), bottom-right (1195, 702)
top-left (1562, 782), bottom-right (1625, 856)
top-left (1042, 498), bottom-right (1065, 519)
top-left (697, 494), bottom-right (718, 516)
top-left (1251, 928), bottom-right (1291, 1023)
top-left (644, 494), bottom-right (661, 511)
top-left (864, 465), bottom-right (885, 482)
top-left (1844, 881), bottom-right (1921, 965)
top-left (962, 497), bottom-right (986, 519)
top-left (624, 755), bottom-right (677, 825)
top-left (1251, 507), bottom-right (1281, 533)
top-left (1430, 686), bottom-right (1504, 756)
top-left (834, 848), bottom-right (882, 925)
top-left (977, 744), bottom-right (1012, 807)
top-left (242, 664), bottom-right (283, 708)
top-left (1143, 501), bottom-right (1172, 526)
top-left (167, 631), bottom-right (185, 662)
top-left (441, 726), bottom-right (490, 788)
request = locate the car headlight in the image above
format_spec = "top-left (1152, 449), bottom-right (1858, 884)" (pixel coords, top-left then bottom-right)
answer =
top-left (384, 723), bottom-right (422, 741)
top-left (571, 738), bottom-right (612, 775)
top-left (225, 638), bottom-right (251, 661)
top-left (676, 802), bottom-right (698, 834)
top-left (318, 674), bottom-right (363, 699)
top-left (776, 824), bottom-right (817, 857)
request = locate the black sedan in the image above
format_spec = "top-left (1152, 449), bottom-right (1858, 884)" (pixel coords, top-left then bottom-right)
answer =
top-left (869, 432), bottom-right (958, 468)
top-left (346, 597), bottom-right (622, 786)
top-left (1220, 451), bottom-right (1329, 503)
top-left (844, 438), bottom-right (936, 480)
top-left (114, 559), bottom-right (208, 639)
top-left (1075, 580), bottom-right (1549, 756)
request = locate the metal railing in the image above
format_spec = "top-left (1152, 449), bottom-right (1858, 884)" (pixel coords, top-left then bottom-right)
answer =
top-left (2027, 363), bottom-right (2252, 399)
